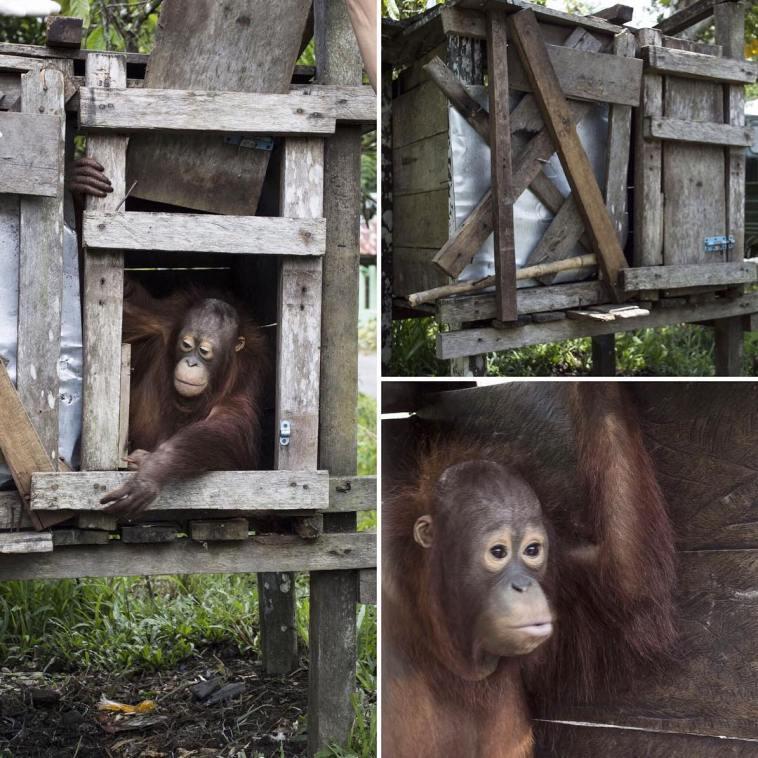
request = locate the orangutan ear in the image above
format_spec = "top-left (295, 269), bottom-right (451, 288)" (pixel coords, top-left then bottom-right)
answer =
top-left (235, 336), bottom-right (246, 352)
top-left (413, 515), bottom-right (434, 548)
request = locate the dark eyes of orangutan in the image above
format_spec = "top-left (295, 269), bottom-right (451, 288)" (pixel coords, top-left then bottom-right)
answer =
top-left (490, 544), bottom-right (507, 560)
top-left (181, 338), bottom-right (193, 351)
top-left (524, 543), bottom-right (541, 557)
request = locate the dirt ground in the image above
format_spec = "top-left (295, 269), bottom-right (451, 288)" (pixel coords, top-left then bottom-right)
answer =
top-left (0, 646), bottom-right (308, 758)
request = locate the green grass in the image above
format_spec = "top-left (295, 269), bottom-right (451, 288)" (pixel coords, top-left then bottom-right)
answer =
top-left (389, 317), bottom-right (758, 376)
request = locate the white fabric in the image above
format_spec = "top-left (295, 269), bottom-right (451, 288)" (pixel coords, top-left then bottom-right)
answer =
top-left (0, 0), bottom-right (61, 17)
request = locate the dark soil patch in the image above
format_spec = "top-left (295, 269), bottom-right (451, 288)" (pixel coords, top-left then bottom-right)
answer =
top-left (0, 646), bottom-right (308, 757)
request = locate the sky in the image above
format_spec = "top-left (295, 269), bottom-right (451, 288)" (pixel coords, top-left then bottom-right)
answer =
top-left (545, 0), bottom-right (660, 27)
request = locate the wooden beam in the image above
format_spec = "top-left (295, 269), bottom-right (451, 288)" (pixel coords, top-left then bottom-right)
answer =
top-left (589, 4), bottom-right (633, 23)
top-left (45, 15), bottom-right (83, 48)
top-left (0, 532), bottom-right (376, 582)
top-left (328, 476), bottom-right (376, 512)
top-left (0, 532), bottom-right (52, 554)
top-left (486, 10), bottom-right (517, 322)
top-left (510, 9), bottom-right (630, 294)
top-left (644, 117), bottom-right (753, 147)
top-left (31, 470), bottom-right (329, 513)
top-left (437, 292), bottom-right (758, 359)
top-left (83, 212), bottom-right (326, 257)
top-left (78, 87), bottom-right (373, 133)
top-left (81, 53), bottom-right (127, 472)
top-left (17, 67), bottom-right (65, 470)
top-left (118, 345), bottom-right (131, 468)
top-left (641, 45), bottom-right (756, 84)
top-left (654, 0), bottom-right (719, 36)
top-left (358, 568), bottom-right (377, 605)
top-left (0, 41), bottom-right (147, 65)
top-left (0, 112), bottom-right (61, 196)
top-left (619, 262), bottom-right (757, 291)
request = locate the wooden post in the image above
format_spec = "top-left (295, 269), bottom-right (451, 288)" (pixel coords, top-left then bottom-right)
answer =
top-left (486, 12), bottom-right (518, 323)
top-left (591, 334), bottom-right (616, 376)
top-left (310, 0), bottom-right (362, 753)
top-left (446, 35), bottom-right (488, 377)
top-left (259, 138), bottom-right (325, 675)
top-left (17, 66), bottom-right (65, 469)
top-left (381, 62), bottom-right (394, 372)
top-left (81, 53), bottom-right (127, 471)
top-left (713, 1), bottom-right (746, 375)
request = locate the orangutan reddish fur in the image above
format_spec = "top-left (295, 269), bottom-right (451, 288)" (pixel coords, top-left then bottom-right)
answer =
top-left (122, 278), bottom-right (269, 477)
top-left (382, 384), bottom-right (676, 757)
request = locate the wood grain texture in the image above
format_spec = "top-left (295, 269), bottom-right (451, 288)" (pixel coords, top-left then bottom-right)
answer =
top-left (486, 10), bottom-right (517, 322)
top-left (0, 491), bottom-right (31, 530)
top-left (634, 29), bottom-right (664, 267)
top-left (52, 528), bottom-right (111, 546)
top-left (83, 211), bottom-right (326, 257)
top-left (81, 53), bottom-right (126, 471)
top-left (31, 471), bottom-right (330, 513)
top-left (0, 41), bottom-right (145, 65)
top-left (45, 16), bottom-right (83, 48)
top-left (17, 68), bottom-right (65, 470)
top-left (437, 291), bottom-right (758, 358)
top-left (80, 87), bottom-right (339, 134)
top-left (0, 532), bottom-right (376, 581)
top-left (126, 0), bottom-right (311, 215)
top-left (642, 44), bottom-right (757, 84)
top-left (0, 111), bottom-right (60, 196)
top-left (392, 131), bottom-right (449, 196)
top-left (0, 531), bottom-right (52, 554)
top-left (358, 568), bottom-right (377, 605)
top-left (620, 262), bottom-right (757, 291)
top-left (391, 79), bottom-right (448, 150)
top-left (190, 518), bottom-right (249, 542)
top-left (118, 344), bottom-right (130, 467)
top-left (510, 10), bottom-right (629, 292)
top-left (329, 476), bottom-right (376, 513)
top-left (645, 116), bottom-right (752, 147)
top-left (654, 0), bottom-right (720, 36)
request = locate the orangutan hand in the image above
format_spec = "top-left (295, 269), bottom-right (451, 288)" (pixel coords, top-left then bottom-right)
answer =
top-left (67, 157), bottom-right (112, 199)
top-left (100, 473), bottom-right (161, 519)
top-left (123, 449), bottom-right (150, 471)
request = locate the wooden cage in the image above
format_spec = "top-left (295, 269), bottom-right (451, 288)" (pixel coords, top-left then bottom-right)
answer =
top-left (382, 0), bottom-right (758, 375)
top-left (0, 3), bottom-right (376, 753)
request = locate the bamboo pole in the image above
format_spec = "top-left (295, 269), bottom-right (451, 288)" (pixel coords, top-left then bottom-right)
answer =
top-left (407, 254), bottom-right (598, 307)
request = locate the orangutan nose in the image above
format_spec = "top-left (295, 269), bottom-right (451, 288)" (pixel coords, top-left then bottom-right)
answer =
top-left (185, 356), bottom-right (198, 367)
top-left (511, 576), bottom-right (533, 593)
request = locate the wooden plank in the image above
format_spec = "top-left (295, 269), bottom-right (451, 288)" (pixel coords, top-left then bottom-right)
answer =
top-left (634, 29), bottom-right (664, 268)
top-left (660, 34), bottom-right (722, 57)
top-left (535, 722), bottom-right (758, 756)
top-left (125, 0), bottom-right (311, 214)
top-left (121, 523), bottom-right (179, 544)
top-left (605, 31), bottom-right (635, 251)
top-left (437, 281), bottom-right (608, 322)
top-left (0, 491), bottom-right (32, 530)
top-left (654, 0), bottom-right (719, 36)
top-left (0, 532), bottom-right (376, 582)
top-left (642, 45), bottom-right (757, 84)
top-left (31, 471), bottom-right (330, 513)
top-left (0, 531), bottom-right (52, 554)
top-left (358, 568), bottom-right (377, 605)
top-left (714, 316), bottom-right (743, 376)
top-left (0, 55), bottom-right (43, 72)
top-left (83, 212), bottom-right (326, 257)
top-left (620, 263), bottom-right (757, 291)
top-left (17, 68), bottom-right (64, 471)
top-left (0, 112), bottom-right (61, 196)
top-left (52, 528), bottom-right (111, 547)
top-left (645, 116), bottom-right (753, 147)
top-left (75, 513), bottom-right (117, 531)
top-left (118, 344), bottom-right (130, 468)
top-left (190, 519), bottom-right (249, 542)
top-left (81, 53), bottom-right (126, 472)
top-left (510, 10), bottom-right (629, 293)
top-left (45, 16), bottom-right (83, 48)
top-left (589, 4), bottom-right (633, 23)
top-left (486, 10), bottom-right (517, 322)
top-left (391, 79), bottom-right (448, 149)
top-left (394, 190), bottom-right (449, 249)
top-left (311, 0), bottom-right (363, 751)
top-left (392, 132), bottom-right (448, 196)
top-left (79, 86), bottom-right (375, 133)
top-left (265, 137), bottom-right (325, 676)
top-left (0, 42), bottom-right (146, 65)
top-left (329, 476), bottom-right (376, 513)
top-left (436, 291), bottom-right (758, 358)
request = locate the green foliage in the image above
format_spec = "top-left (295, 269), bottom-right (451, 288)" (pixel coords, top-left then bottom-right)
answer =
top-left (358, 393), bottom-right (377, 476)
top-left (388, 317), bottom-right (447, 376)
top-left (0, 16), bottom-right (45, 45)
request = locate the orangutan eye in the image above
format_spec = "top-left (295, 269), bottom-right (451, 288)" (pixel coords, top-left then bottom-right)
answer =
top-left (489, 544), bottom-right (507, 560)
top-left (198, 345), bottom-right (211, 359)
top-left (524, 543), bottom-right (541, 558)
top-left (180, 338), bottom-right (193, 352)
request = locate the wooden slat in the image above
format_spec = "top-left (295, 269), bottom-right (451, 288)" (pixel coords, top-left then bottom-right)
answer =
top-left (0, 112), bottom-right (60, 196)
top-left (486, 11), bottom-right (517, 322)
top-left (83, 212), bottom-right (326, 257)
top-left (0, 42), bottom-right (146, 65)
top-left (358, 568), bottom-right (377, 605)
top-left (17, 68), bottom-right (65, 471)
top-left (437, 291), bottom-right (758, 358)
top-left (510, 9), bottom-right (629, 293)
top-left (589, 4), bottom-right (633, 23)
top-left (80, 87), bottom-right (337, 134)
top-left (392, 132), bottom-right (449, 196)
top-left (619, 263), bottom-right (757, 291)
top-left (118, 344), bottom-right (131, 467)
top-left (0, 491), bottom-right (31, 530)
top-left (31, 471), bottom-right (330, 512)
top-left (53, 529), bottom-right (111, 546)
top-left (642, 45), bottom-right (757, 84)
top-left (81, 53), bottom-right (126, 472)
top-left (0, 532), bottom-right (376, 582)
top-left (644, 116), bottom-right (753, 147)
top-left (0, 531), bottom-right (52, 554)
top-left (190, 519), bottom-right (249, 542)
top-left (329, 476), bottom-right (376, 512)
top-left (654, 0), bottom-right (719, 36)
top-left (45, 15), bottom-right (83, 48)
top-left (391, 79), bottom-right (448, 150)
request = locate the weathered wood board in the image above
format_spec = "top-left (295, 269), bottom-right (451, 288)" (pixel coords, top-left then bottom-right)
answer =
top-left (31, 471), bottom-right (330, 513)
top-left (0, 112), bottom-right (61, 196)
top-left (0, 532), bottom-right (376, 582)
top-left (126, 0), bottom-right (312, 215)
top-left (644, 116), bottom-right (753, 147)
top-left (0, 531), bottom-right (52, 554)
top-left (642, 45), bottom-right (756, 84)
top-left (620, 262), bottom-right (757, 291)
top-left (83, 211), bottom-right (326, 256)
